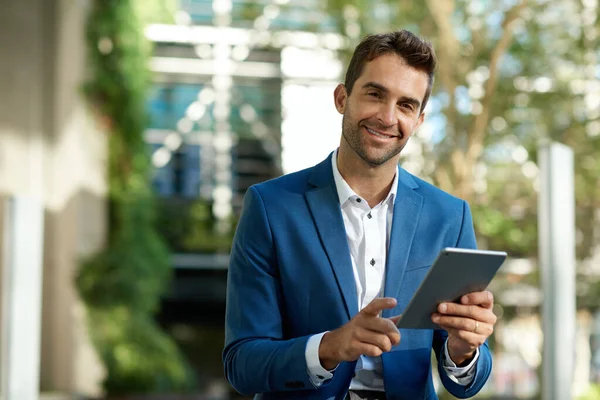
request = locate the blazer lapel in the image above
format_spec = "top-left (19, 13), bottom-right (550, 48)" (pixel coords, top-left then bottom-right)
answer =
top-left (305, 154), bottom-right (358, 320)
top-left (382, 169), bottom-right (423, 318)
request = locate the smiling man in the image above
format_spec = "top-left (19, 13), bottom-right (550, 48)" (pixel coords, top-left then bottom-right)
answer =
top-left (223, 30), bottom-right (496, 400)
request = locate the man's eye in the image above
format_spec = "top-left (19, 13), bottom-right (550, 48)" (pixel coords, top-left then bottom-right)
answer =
top-left (368, 92), bottom-right (381, 98)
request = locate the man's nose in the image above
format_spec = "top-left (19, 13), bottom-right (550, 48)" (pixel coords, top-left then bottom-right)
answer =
top-left (376, 102), bottom-right (397, 127)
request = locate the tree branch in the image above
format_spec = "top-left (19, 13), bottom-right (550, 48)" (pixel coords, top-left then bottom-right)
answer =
top-left (424, 0), bottom-right (460, 129)
top-left (466, 0), bottom-right (527, 163)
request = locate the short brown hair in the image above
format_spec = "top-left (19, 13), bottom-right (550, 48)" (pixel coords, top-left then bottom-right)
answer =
top-left (344, 30), bottom-right (437, 113)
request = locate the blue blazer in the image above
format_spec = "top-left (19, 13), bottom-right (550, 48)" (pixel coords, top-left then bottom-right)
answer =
top-left (223, 153), bottom-right (492, 400)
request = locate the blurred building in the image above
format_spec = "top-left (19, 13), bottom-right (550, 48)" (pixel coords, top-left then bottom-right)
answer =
top-left (143, 0), bottom-right (348, 392)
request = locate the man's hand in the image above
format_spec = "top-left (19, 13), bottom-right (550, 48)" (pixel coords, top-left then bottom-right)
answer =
top-left (431, 291), bottom-right (497, 366)
top-left (319, 297), bottom-right (401, 370)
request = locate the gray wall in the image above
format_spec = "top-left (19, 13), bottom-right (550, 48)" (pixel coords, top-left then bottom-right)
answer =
top-left (0, 0), bottom-right (107, 396)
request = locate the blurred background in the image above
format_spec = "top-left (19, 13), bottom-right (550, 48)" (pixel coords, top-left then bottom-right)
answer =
top-left (1, 0), bottom-right (600, 399)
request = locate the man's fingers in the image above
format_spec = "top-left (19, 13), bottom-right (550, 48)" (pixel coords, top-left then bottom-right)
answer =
top-left (445, 328), bottom-right (487, 348)
top-left (361, 297), bottom-right (398, 317)
top-left (366, 320), bottom-right (400, 346)
top-left (363, 316), bottom-right (399, 334)
top-left (432, 314), bottom-right (494, 337)
top-left (354, 342), bottom-right (384, 358)
top-left (437, 302), bottom-right (497, 325)
top-left (357, 312), bottom-right (401, 345)
top-left (355, 327), bottom-right (394, 352)
top-left (461, 291), bottom-right (494, 309)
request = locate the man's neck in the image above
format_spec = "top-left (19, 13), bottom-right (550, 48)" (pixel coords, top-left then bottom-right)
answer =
top-left (336, 147), bottom-right (397, 208)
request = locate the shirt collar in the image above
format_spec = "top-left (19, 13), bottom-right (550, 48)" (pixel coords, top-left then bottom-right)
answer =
top-left (331, 149), bottom-right (398, 207)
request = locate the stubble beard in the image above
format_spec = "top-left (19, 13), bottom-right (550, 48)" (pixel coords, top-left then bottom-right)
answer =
top-left (341, 114), bottom-right (406, 167)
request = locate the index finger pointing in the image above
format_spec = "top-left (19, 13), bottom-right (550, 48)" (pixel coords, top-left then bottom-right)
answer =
top-left (461, 291), bottom-right (494, 309)
top-left (361, 297), bottom-right (398, 316)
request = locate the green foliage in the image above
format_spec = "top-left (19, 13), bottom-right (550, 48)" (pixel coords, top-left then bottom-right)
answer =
top-left (86, 308), bottom-right (194, 394)
top-left (78, 198), bottom-right (172, 312)
top-left (473, 204), bottom-right (537, 258)
top-left (77, 0), bottom-right (195, 394)
top-left (324, 0), bottom-right (600, 264)
top-left (155, 198), bottom-right (236, 254)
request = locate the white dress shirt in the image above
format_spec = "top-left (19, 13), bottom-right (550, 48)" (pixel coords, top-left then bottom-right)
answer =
top-left (304, 149), bottom-right (479, 390)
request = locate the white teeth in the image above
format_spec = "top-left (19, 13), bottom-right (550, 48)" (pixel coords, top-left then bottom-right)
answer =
top-left (366, 127), bottom-right (392, 139)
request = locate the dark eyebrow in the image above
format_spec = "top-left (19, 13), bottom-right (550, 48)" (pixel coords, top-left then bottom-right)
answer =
top-left (398, 96), bottom-right (421, 111)
top-left (362, 81), bottom-right (389, 94)
top-left (362, 81), bottom-right (421, 111)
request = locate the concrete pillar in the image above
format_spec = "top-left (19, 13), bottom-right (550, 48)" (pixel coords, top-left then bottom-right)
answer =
top-left (1, 197), bottom-right (45, 400)
top-left (538, 142), bottom-right (576, 400)
top-left (0, 0), bottom-right (107, 396)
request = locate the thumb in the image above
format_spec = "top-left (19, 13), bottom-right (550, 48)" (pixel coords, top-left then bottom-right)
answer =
top-left (388, 315), bottom-right (402, 324)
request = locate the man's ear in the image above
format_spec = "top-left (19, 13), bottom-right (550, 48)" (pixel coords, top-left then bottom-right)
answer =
top-left (415, 111), bottom-right (425, 131)
top-left (333, 84), bottom-right (347, 114)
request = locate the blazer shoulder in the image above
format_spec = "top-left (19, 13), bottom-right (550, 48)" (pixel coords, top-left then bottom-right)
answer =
top-left (250, 165), bottom-right (314, 199)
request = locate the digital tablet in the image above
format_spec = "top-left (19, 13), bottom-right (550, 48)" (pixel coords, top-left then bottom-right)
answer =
top-left (395, 248), bottom-right (507, 329)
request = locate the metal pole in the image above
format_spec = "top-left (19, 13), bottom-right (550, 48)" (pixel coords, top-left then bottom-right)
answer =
top-left (538, 142), bottom-right (576, 400)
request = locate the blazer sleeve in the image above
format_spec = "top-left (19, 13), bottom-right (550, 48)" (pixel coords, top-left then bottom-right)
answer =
top-left (433, 200), bottom-right (493, 398)
top-left (222, 186), bottom-right (316, 395)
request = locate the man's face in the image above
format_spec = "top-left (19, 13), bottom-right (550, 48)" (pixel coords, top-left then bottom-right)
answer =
top-left (334, 53), bottom-right (428, 167)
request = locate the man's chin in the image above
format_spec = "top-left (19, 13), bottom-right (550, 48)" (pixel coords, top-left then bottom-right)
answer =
top-left (359, 153), bottom-right (394, 167)
top-left (358, 148), bottom-right (403, 166)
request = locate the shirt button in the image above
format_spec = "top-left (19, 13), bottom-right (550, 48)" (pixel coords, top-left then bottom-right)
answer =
top-left (356, 198), bottom-right (362, 203)
top-left (317, 375), bottom-right (324, 380)
top-left (370, 258), bottom-right (376, 266)
top-left (367, 212), bottom-right (372, 219)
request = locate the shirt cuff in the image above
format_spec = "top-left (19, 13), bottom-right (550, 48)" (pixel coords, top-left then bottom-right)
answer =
top-left (305, 332), bottom-right (335, 387)
top-left (442, 339), bottom-right (479, 385)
